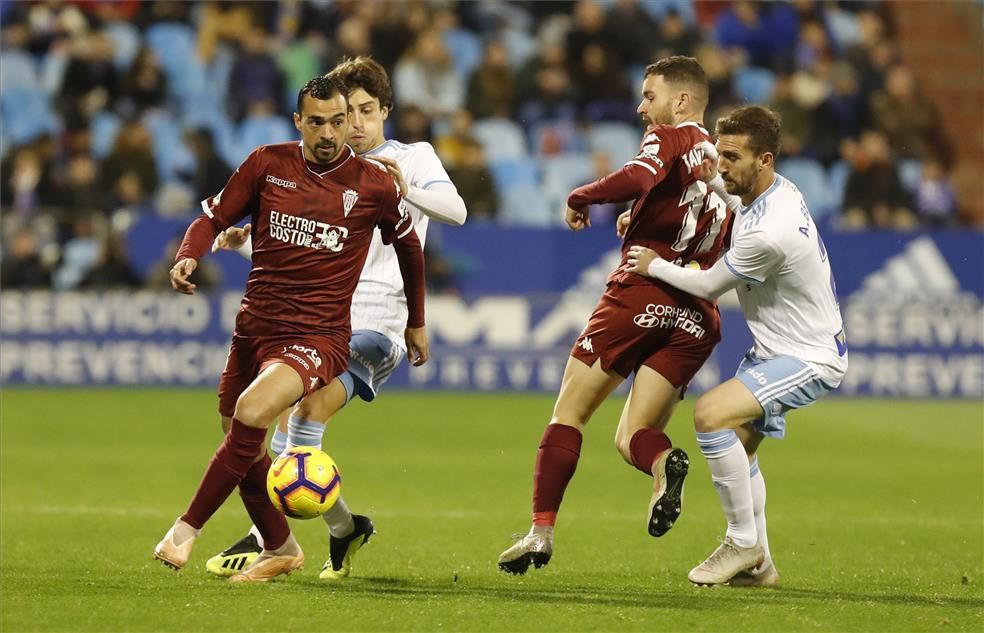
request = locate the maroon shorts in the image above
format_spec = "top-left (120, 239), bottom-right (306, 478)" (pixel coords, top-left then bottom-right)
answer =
top-left (217, 330), bottom-right (349, 418)
top-left (570, 281), bottom-right (721, 388)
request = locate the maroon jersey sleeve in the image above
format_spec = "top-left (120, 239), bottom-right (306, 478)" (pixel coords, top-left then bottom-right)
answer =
top-left (175, 148), bottom-right (264, 261)
top-left (567, 126), bottom-right (684, 210)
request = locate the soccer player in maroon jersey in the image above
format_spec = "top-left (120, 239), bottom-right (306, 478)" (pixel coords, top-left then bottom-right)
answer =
top-left (499, 56), bottom-right (733, 574)
top-left (153, 75), bottom-right (428, 582)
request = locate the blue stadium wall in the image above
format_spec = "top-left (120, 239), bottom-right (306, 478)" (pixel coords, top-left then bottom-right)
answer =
top-left (2, 226), bottom-right (981, 397)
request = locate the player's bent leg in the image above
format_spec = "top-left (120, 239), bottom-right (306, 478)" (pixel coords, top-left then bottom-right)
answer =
top-left (499, 357), bottom-right (622, 575)
top-left (693, 379), bottom-right (765, 434)
top-left (233, 362), bottom-right (306, 429)
top-left (294, 377), bottom-right (348, 424)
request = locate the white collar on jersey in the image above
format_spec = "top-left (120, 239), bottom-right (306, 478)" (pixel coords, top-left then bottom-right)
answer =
top-left (676, 121), bottom-right (710, 134)
top-left (296, 142), bottom-right (354, 178)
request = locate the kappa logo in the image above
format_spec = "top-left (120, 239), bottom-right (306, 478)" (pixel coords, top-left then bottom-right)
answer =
top-left (266, 174), bottom-right (297, 189)
top-left (342, 189), bottom-right (358, 217)
top-left (578, 336), bottom-right (594, 354)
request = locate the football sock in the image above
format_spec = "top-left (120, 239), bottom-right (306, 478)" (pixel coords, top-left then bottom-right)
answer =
top-left (181, 419), bottom-right (267, 529)
top-left (322, 496), bottom-right (355, 538)
top-left (697, 430), bottom-right (757, 548)
top-left (270, 429), bottom-right (288, 455)
top-left (749, 456), bottom-right (773, 572)
top-left (531, 424), bottom-right (582, 527)
top-left (247, 524), bottom-right (265, 549)
top-left (238, 452), bottom-right (290, 550)
top-left (286, 415), bottom-right (325, 449)
top-left (628, 427), bottom-right (672, 476)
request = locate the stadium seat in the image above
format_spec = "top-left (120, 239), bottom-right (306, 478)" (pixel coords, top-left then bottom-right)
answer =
top-left (145, 23), bottom-right (198, 78)
top-left (489, 157), bottom-right (541, 193)
top-left (91, 112), bottom-right (122, 159)
top-left (898, 159), bottom-right (923, 194)
top-left (733, 67), bottom-right (777, 103)
top-left (639, 0), bottom-right (698, 25)
top-left (827, 160), bottom-right (850, 212)
top-left (0, 87), bottom-right (59, 145)
top-left (472, 118), bottom-right (528, 161)
top-left (778, 157), bottom-right (830, 217)
top-left (540, 153), bottom-right (594, 205)
top-left (142, 111), bottom-right (196, 182)
top-left (530, 119), bottom-right (582, 156)
top-left (443, 28), bottom-right (483, 79)
top-left (0, 51), bottom-right (38, 92)
top-left (587, 122), bottom-right (641, 164)
top-left (104, 21), bottom-right (141, 70)
top-left (238, 114), bottom-right (295, 164)
top-left (500, 27), bottom-right (537, 69)
top-left (499, 184), bottom-right (557, 226)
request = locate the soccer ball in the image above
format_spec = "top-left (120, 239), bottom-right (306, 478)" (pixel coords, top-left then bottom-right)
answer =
top-left (266, 447), bottom-right (342, 519)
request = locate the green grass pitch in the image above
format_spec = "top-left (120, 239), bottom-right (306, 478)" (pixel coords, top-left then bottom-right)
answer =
top-left (1, 390), bottom-right (981, 632)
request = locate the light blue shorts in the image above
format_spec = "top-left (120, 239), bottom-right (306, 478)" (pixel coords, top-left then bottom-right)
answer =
top-left (337, 330), bottom-right (406, 403)
top-left (735, 352), bottom-right (834, 439)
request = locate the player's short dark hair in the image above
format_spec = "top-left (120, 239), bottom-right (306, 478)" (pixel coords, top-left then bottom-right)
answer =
top-left (327, 56), bottom-right (393, 111)
top-left (644, 56), bottom-right (709, 109)
top-left (296, 74), bottom-right (347, 115)
top-left (715, 106), bottom-right (783, 158)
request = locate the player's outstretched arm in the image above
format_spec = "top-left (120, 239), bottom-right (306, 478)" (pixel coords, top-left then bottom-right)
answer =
top-left (169, 257), bottom-right (199, 295)
top-left (372, 153), bottom-right (467, 227)
top-left (625, 245), bottom-right (740, 300)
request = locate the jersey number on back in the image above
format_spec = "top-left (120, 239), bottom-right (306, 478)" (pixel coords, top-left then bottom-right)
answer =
top-left (671, 181), bottom-right (728, 255)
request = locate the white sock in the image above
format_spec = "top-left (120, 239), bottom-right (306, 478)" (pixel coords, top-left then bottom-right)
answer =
top-left (286, 415), bottom-right (325, 449)
top-left (248, 524), bottom-right (264, 549)
top-left (322, 496), bottom-right (355, 538)
top-left (697, 431), bottom-right (757, 548)
top-left (749, 456), bottom-right (773, 572)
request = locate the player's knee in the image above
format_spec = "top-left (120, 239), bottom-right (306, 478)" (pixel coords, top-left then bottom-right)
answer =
top-left (233, 397), bottom-right (273, 429)
top-left (693, 397), bottom-right (725, 433)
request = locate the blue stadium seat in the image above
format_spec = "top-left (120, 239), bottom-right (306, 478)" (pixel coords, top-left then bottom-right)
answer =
top-left (443, 28), bottom-right (483, 79)
top-left (472, 118), bottom-right (527, 160)
top-left (639, 0), bottom-right (697, 25)
top-left (898, 158), bottom-right (923, 193)
top-left (827, 160), bottom-right (850, 212)
top-left (499, 184), bottom-right (557, 226)
top-left (90, 112), bottom-right (121, 159)
top-left (540, 153), bottom-right (594, 207)
top-left (778, 157), bottom-right (830, 217)
top-left (238, 114), bottom-right (295, 164)
top-left (0, 87), bottom-right (59, 145)
top-left (142, 111), bottom-right (196, 182)
top-left (104, 21), bottom-right (141, 70)
top-left (587, 122), bottom-right (640, 164)
top-left (145, 23), bottom-right (198, 77)
top-left (500, 26), bottom-right (537, 69)
top-left (0, 51), bottom-right (38, 92)
top-left (489, 157), bottom-right (541, 193)
top-left (733, 67), bottom-right (777, 103)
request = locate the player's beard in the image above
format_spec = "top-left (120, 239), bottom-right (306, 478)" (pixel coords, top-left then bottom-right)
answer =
top-left (311, 141), bottom-right (338, 164)
top-left (722, 171), bottom-right (753, 197)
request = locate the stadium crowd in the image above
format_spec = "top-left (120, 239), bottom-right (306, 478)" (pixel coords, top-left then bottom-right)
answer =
top-left (0, 0), bottom-right (975, 291)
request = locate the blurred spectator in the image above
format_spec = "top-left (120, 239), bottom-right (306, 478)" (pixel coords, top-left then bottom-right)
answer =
top-left (145, 235), bottom-right (221, 290)
top-left (278, 31), bottom-right (327, 106)
top-left (228, 26), bottom-right (284, 121)
top-left (392, 105), bottom-right (433, 144)
top-left (393, 28), bottom-right (464, 118)
top-left (769, 74), bottom-right (813, 157)
top-left (183, 129), bottom-right (232, 202)
top-left (332, 15), bottom-right (374, 64)
top-left (196, 1), bottom-right (255, 63)
top-left (516, 44), bottom-right (579, 126)
top-left (841, 130), bottom-right (914, 229)
top-left (99, 120), bottom-right (158, 211)
top-left (466, 41), bottom-right (516, 120)
top-left (912, 159), bottom-right (958, 229)
top-left (795, 19), bottom-right (832, 72)
top-left (715, 1), bottom-right (799, 71)
top-left (447, 138), bottom-right (496, 220)
top-left (812, 62), bottom-right (867, 165)
top-left (79, 235), bottom-right (142, 288)
top-left (1, 227), bottom-right (52, 288)
top-left (58, 29), bottom-right (118, 128)
top-left (53, 215), bottom-right (103, 289)
top-left (118, 46), bottom-right (168, 117)
top-left (0, 138), bottom-right (61, 215)
top-left (578, 43), bottom-right (633, 122)
top-left (368, 1), bottom-right (429, 70)
top-left (695, 44), bottom-right (740, 117)
top-left (869, 65), bottom-right (946, 162)
top-left (653, 9), bottom-right (703, 60)
top-left (434, 110), bottom-right (475, 169)
top-left (605, 0), bottom-right (659, 65)
top-left (566, 1), bottom-right (621, 65)
top-left (56, 153), bottom-right (101, 212)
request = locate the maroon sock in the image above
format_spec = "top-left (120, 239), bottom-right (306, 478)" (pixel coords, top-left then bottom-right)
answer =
top-left (531, 424), bottom-right (583, 526)
top-left (181, 419), bottom-right (267, 529)
top-left (238, 453), bottom-right (289, 550)
top-left (628, 427), bottom-right (672, 476)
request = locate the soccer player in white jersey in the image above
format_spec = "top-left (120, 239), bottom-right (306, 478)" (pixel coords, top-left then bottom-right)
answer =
top-left (205, 56), bottom-right (467, 580)
top-left (626, 106), bottom-right (848, 587)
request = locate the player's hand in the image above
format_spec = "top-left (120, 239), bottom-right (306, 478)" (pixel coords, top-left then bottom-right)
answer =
top-left (565, 206), bottom-right (591, 231)
top-left (695, 140), bottom-right (719, 183)
top-left (616, 210), bottom-right (631, 238)
top-left (625, 245), bottom-right (660, 278)
top-left (170, 258), bottom-right (199, 294)
top-left (211, 224), bottom-right (251, 253)
top-left (373, 155), bottom-right (408, 197)
top-left (405, 326), bottom-right (429, 366)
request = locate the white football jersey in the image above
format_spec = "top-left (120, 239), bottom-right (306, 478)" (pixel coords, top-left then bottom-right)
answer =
top-left (350, 140), bottom-right (455, 348)
top-left (724, 174), bottom-right (848, 386)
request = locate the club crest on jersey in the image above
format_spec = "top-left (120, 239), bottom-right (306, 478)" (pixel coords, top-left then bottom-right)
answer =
top-left (342, 189), bottom-right (358, 217)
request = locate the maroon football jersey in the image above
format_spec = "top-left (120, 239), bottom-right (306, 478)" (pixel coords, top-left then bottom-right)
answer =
top-left (568, 122), bottom-right (733, 286)
top-left (197, 142), bottom-right (415, 336)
